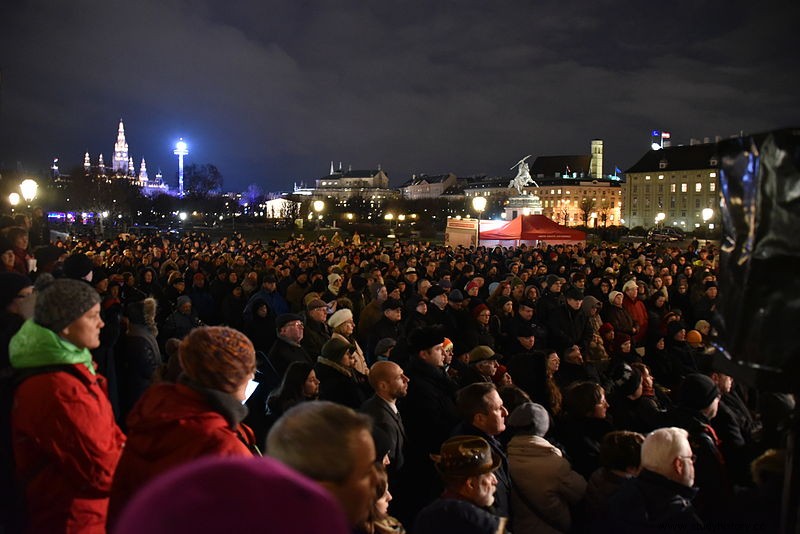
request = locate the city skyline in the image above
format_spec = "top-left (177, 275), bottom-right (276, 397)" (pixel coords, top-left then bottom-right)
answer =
top-left (1, 1), bottom-right (798, 192)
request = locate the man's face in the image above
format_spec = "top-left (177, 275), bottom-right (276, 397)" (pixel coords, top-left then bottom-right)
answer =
top-left (432, 294), bottom-right (448, 309)
top-left (475, 390), bottom-right (507, 436)
top-left (384, 363), bottom-right (410, 399)
top-left (419, 343), bottom-right (445, 368)
top-left (518, 335), bottom-right (535, 351)
top-left (474, 359), bottom-right (498, 379)
top-left (264, 281), bottom-right (277, 293)
top-left (309, 306), bottom-right (327, 323)
top-left (566, 297), bottom-right (582, 311)
top-left (518, 305), bottom-right (534, 321)
top-left (675, 441), bottom-right (696, 488)
top-left (384, 307), bottom-right (402, 323)
top-left (61, 303), bottom-right (105, 350)
top-left (565, 345), bottom-right (583, 364)
top-left (466, 472), bottom-right (498, 508)
top-left (281, 320), bottom-right (305, 343)
top-left (325, 429), bottom-right (377, 526)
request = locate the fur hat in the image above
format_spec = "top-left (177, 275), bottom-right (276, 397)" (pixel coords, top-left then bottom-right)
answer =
top-left (327, 308), bottom-right (353, 329)
top-left (63, 253), bottom-right (94, 280)
top-left (506, 402), bottom-right (550, 436)
top-left (34, 277), bottom-right (100, 333)
top-left (679, 373), bottom-right (720, 411)
top-left (179, 327), bottom-right (255, 394)
top-left (409, 325), bottom-right (445, 352)
top-left (612, 363), bottom-right (642, 397)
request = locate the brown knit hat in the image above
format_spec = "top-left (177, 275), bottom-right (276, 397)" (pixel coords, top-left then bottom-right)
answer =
top-left (179, 327), bottom-right (256, 393)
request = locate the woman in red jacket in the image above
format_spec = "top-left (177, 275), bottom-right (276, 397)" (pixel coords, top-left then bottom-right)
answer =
top-left (9, 277), bottom-right (126, 534)
top-left (108, 326), bottom-right (258, 525)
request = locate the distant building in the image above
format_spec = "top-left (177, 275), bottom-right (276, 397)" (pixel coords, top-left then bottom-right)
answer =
top-left (461, 140), bottom-right (623, 227)
top-left (81, 119), bottom-right (169, 196)
top-left (293, 162), bottom-right (397, 204)
top-left (622, 142), bottom-right (718, 230)
top-left (399, 173), bottom-right (457, 199)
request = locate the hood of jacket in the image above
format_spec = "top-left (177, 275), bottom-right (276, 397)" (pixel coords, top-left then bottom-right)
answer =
top-left (507, 434), bottom-right (563, 458)
top-left (9, 319), bottom-right (95, 374)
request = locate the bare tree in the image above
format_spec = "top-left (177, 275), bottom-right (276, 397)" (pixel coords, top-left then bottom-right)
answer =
top-left (579, 197), bottom-right (596, 227)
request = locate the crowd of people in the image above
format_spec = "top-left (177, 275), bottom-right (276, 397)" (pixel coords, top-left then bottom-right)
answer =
top-left (0, 212), bottom-right (793, 533)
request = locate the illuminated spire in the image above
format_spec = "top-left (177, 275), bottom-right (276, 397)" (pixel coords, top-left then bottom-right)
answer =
top-left (128, 156), bottom-right (135, 176)
top-left (84, 152), bottom-right (91, 171)
top-left (113, 118), bottom-right (129, 173)
top-left (139, 158), bottom-right (148, 181)
top-left (330, 161), bottom-right (334, 175)
top-left (98, 153), bottom-right (106, 175)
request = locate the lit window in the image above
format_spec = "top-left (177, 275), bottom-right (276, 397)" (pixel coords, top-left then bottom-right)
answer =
top-left (681, 183), bottom-right (688, 193)
top-left (710, 172), bottom-right (717, 178)
top-left (709, 182), bottom-right (716, 192)
top-left (670, 184), bottom-right (676, 193)
top-left (658, 175), bottom-right (664, 180)
top-left (695, 183), bottom-right (702, 192)
top-left (645, 175), bottom-right (651, 180)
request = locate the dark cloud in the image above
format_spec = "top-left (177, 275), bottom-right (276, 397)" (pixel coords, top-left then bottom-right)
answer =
top-left (1, 0), bottom-right (798, 191)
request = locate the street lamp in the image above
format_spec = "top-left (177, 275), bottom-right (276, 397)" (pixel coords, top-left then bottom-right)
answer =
top-left (313, 200), bottom-right (324, 230)
top-left (702, 208), bottom-right (713, 224)
top-left (179, 212), bottom-right (188, 221)
top-left (174, 139), bottom-right (189, 198)
top-left (20, 179), bottom-right (38, 206)
top-left (384, 213), bottom-right (395, 238)
top-left (472, 196), bottom-right (487, 246)
top-left (655, 212), bottom-right (666, 227)
top-left (8, 192), bottom-right (20, 211)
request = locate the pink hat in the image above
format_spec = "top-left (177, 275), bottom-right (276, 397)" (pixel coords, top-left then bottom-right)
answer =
top-left (115, 456), bottom-right (350, 534)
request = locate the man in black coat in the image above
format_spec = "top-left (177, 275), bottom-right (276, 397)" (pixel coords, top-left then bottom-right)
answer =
top-left (300, 298), bottom-right (331, 359)
top-left (608, 427), bottom-right (706, 532)
top-left (361, 361), bottom-right (409, 475)
top-left (267, 313), bottom-right (313, 379)
top-left (395, 326), bottom-right (459, 525)
top-left (367, 298), bottom-right (402, 359)
top-left (545, 286), bottom-right (592, 355)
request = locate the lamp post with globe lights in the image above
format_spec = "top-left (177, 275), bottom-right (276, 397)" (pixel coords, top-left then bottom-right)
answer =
top-left (174, 139), bottom-right (189, 198)
top-left (8, 193), bottom-right (20, 212)
top-left (384, 212), bottom-right (395, 238)
top-left (472, 195), bottom-right (487, 246)
top-left (20, 179), bottom-right (38, 208)
top-left (313, 200), bottom-right (325, 231)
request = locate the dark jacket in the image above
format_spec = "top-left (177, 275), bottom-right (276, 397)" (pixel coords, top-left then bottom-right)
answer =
top-left (361, 394), bottom-right (406, 472)
top-left (267, 337), bottom-right (313, 379)
top-left (415, 493), bottom-right (505, 534)
top-left (314, 357), bottom-right (368, 410)
top-left (607, 469), bottom-right (705, 533)
top-left (545, 304), bottom-right (592, 354)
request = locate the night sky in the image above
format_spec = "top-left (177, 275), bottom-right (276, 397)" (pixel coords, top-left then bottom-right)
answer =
top-left (1, 0), bottom-right (798, 193)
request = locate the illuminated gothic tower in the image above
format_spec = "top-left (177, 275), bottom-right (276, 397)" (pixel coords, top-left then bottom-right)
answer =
top-left (139, 158), bottom-right (148, 182)
top-left (113, 119), bottom-right (129, 173)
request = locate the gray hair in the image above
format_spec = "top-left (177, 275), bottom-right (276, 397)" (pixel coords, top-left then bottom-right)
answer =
top-left (266, 401), bottom-right (373, 484)
top-left (641, 427), bottom-right (690, 477)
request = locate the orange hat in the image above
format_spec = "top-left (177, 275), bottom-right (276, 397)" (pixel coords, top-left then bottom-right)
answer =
top-left (686, 329), bottom-right (703, 345)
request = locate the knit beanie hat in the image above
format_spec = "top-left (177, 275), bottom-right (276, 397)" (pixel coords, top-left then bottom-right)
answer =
top-left (34, 276), bottom-right (100, 333)
top-left (612, 363), bottom-right (642, 397)
top-left (507, 402), bottom-right (550, 436)
top-left (0, 272), bottom-right (33, 310)
top-left (679, 373), bottom-right (720, 411)
top-left (179, 327), bottom-right (255, 394)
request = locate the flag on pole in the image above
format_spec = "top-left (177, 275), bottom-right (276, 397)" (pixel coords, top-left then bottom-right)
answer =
top-left (615, 166), bottom-right (622, 174)
top-left (661, 132), bottom-right (671, 139)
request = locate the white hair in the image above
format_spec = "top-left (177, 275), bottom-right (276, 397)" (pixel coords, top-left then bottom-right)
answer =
top-left (641, 427), bottom-right (690, 478)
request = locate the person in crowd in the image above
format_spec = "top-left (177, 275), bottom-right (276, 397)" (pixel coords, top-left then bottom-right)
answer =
top-left (462, 304), bottom-right (496, 352)
top-left (414, 435), bottom-right (508, 534)
top-left (359, 284), bottom-right (388, 345)
top-left (508, 350), bottom-right (563, 417)
top-left (621, 279), bottom-right (648, 346)
top-left (161, 295), bottom-right (203, 341)
top-left (555, 381), bottom-right (614, 479)
top-left (583, 430), bottom-right (645, 527)
top-left (361, 361), bottom-right (409, 476)
top-left (0, 272), bottom-right (34, 374)
top-left (327, 307), bottom-right (369, 376)
top-left (267, 313), bottom-right (312, 378)
top-left (241, 297), bottom-right (277, 354)
top-left (451, 382), bottom-right (511, 520)
top-left (267, 401), bottom-right (379, 528)
top-left (461, 345), bottom-right (501, 386)
top-left (315, 337), bottom-right (369, 409)
top-left (603, 290), bottom-right (638, 342)
top-left (665, 373), bottom-right (731, 523)
top-left (396, 326), bottom-right (459, 524)
top-left (8, 278), bottom-right (126, 533)
top-left (301, 298), bottom-right (331, 359)
top-left (114, 456), bottom-right (351, 534)
top-left (506, 401), bottom-right (587, 534)
top-left (536, 274), bottom-right (564, 325)
top-left (109, 326), bottom-right (259, 525)
top-left (118, 298), bottom-right (161, 424)
top-left (368, 298), bottom-right (403, 359)
top-left (401, 294), bottom-right (428, 338)
top-left (545, 285), bottom-right (592, 355)
top-left (357, 463), bottom-right (406, 534)
top-left (220, 283), bottom-right (247, 330)
top-left (607, 427), bottom-right (704, 531)
top-left (244, 273), bottom-right (289, 320)
top-left (3, 227), bottom-right (31, 275)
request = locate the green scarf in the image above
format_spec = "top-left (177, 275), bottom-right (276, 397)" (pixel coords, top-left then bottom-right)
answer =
top-left (9, 320), bottom-right (96, 375)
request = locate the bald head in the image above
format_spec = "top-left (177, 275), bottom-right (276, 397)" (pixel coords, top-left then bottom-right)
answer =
top-left (368, 361), bottom-right (409, 402)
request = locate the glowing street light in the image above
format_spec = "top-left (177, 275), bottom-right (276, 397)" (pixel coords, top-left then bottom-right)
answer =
top-left (702, 208), bottom-right (713, 223)
top-left (174, 139), bottom-right (189, 198)
top-left (472, 195), bottom-right (487, 245)
top-left (179, 212), bottom-right (188, 221)
top-left (312, 200), bottom-right (325, 230)
top-left (20, 179), bottom-right (38, 204)
top-left (8, 192), bottom-right (20, 209)
top-left (655, 212), bottom-right (666, 227)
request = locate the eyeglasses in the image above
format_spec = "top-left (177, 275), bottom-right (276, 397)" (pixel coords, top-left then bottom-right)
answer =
top-left (479, 312), bottom-right (491, 317)
top-left (678, 454), bottom-right (696, 463)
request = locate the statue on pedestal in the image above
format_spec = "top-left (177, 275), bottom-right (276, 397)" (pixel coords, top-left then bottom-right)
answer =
top-left (508, 155), bottom-right (538, 194)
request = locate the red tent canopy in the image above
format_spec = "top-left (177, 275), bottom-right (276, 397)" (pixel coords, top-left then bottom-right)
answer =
top-left (479, 215), bottom-right (585, 244)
